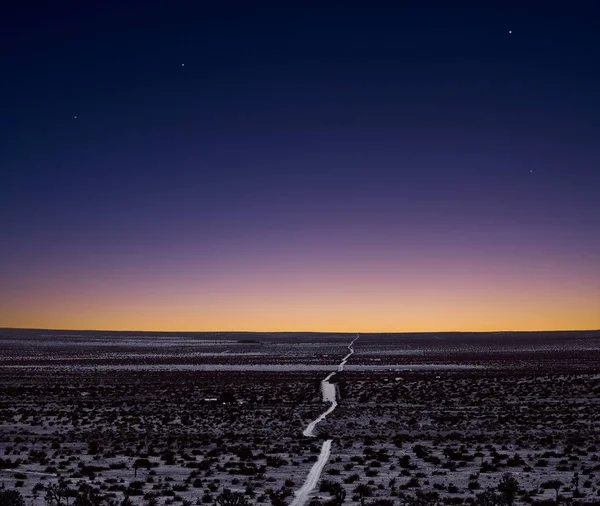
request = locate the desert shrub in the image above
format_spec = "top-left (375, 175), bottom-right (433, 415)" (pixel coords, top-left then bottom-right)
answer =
top-left (45, 480), bottom-right (70, 506)
top-left (344, 474), bottom-right (360, 484)
top-left (441, 498), bottom-right (464, 505)
top-left (268, 490), bottom-right (289, 506)
top-left (400, 456), bottom-right (412, 469)
top-left (266, 457), bottom-right (288, 467)
top-left (353, 484), bottom-right (373, 498)
top-left (145, 495), bottom-right (159, 506)
top-left (497, 474), bottom-right (520, 506)
top-left (480, 462), bottom-right (496, 473)
top-left (72, 486), bottom-right (112, 506)
top-left (87, 441), bottom-right (100, 455)
top-left (506, 454), bottom-right (524, 467)
top-left (372, 500), bottom-right (394, 506)
top-left (134, 458), bottom-right (155, 469)
top-left (413, 445), bottom-right (428, 459)
top-left (0, 459), bottom-right (20, 469)
top-left (236, 447), bottom-right (254, 461)
top-left (406, 478), bottom-right (420, 488)
top-left (215, 491), bottom-right (249, 506)
top-left (0, 489), bottom-right (26, 506)
top-left (162, 451), bottom-right (176, 465)
top-left (539, 481), bottom-right (556, 490)
top-left (319, 480), bottom-right (337, 494)
top-left (403, 491), bottom-right (441, 506)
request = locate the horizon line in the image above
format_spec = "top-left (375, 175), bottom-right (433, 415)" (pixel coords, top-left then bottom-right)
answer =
top-left (1, 326), bottom-right (599, 334)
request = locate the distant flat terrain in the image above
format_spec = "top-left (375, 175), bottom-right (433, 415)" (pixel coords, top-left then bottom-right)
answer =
top-left (1, 329), bottom-right (599, 505)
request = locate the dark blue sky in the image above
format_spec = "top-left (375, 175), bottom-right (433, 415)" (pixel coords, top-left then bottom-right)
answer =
top-left (1, 2), bottom-right (599, 331)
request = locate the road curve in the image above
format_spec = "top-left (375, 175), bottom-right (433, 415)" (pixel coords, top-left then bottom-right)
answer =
top-left (291, 334), bottom-right (359, 506)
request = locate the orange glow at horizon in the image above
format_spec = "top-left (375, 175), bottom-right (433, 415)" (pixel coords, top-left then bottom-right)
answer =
top-left (2, 258), bottom-right (599, 332)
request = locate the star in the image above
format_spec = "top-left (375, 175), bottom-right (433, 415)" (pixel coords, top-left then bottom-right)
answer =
top-left (181, 63), bottom-right (185, 67)
top-left (73, 115), bottom-right (77, 119)
top-left (509, 30), bottom-right (512, 34)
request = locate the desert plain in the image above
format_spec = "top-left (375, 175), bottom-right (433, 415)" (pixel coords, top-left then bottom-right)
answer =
top-left (0, 329), bottom-right (599, 506)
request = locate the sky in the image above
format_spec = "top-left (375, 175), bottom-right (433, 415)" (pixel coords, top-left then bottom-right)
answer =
top-left (1, 2), bottom-right (599, 332)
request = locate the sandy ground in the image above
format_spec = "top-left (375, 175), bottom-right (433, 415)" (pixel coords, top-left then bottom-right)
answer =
top-left (0, 328), bottom-right (599, 505)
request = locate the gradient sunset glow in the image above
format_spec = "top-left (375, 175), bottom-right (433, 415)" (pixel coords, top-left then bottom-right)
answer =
top-left (2, 212), bottom-right (598, 331)
top-left (1, 4), bottom-right (599, 332)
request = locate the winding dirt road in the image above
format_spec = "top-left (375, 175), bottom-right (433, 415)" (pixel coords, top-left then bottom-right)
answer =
top-left (291, 334), bottom-right (358, 506)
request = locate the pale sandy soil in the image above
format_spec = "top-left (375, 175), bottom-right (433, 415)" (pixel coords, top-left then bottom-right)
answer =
top-left (1, 329), bottom-right (599, 505)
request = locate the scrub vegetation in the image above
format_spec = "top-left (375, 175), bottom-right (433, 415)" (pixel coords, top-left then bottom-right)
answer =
top-left (0, 329), bottom-right (599, 506)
